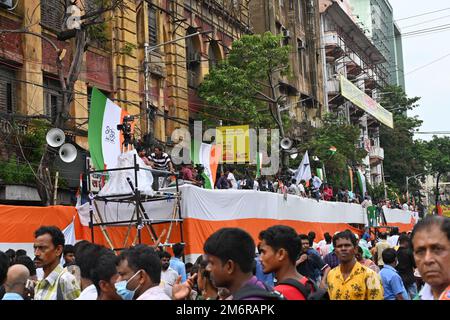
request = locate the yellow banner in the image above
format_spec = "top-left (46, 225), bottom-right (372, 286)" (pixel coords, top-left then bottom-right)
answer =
top-left (216, 125), bottom-right (250, 163)
top-left (340, 75), bottom-right (394, 128)
top-left (428, 205), bottom-right (450, 218)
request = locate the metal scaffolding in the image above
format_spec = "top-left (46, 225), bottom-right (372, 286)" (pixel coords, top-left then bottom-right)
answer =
top-left (86, 153), bottom-right (184, 252)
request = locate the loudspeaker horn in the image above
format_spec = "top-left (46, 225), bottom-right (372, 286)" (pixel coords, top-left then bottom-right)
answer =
top-left (46, 128), bottom-right (66, 148)
top-left (280, 137), bottom-right (293, 150)
top-left (59, 143), bottom-right (77, 163)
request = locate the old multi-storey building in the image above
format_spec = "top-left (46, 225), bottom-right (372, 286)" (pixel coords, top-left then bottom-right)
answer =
top-left (0, 0), bottom-right (251, 141)
top-left (319, 0), bottom-right (394, 186)
top-left (349, 0), bottom-right (405, 89)
top-left (249, 0), bottom-right (326, 140)
top-left (0, 0), bottom-right (250, 198)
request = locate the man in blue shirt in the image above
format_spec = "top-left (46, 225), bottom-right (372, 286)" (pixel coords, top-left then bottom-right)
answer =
top-left (380, 248), bottom-right (409, 300)
top-left (170, 243), bottom-right (187, 282)
top-left (2, 264), bottom-right (29, 300)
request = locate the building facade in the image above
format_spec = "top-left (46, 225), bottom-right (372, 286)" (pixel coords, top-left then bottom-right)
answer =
top-left (349, 0), bottom-right (405, 89)
top-left (0, 0), bottom-right (250, 196)
top-left (249, 0), bottom-right (326, 141)
top-left (319, 0), bottom-right (393, 187)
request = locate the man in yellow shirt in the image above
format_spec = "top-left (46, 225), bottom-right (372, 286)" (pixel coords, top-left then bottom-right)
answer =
top-left (326, 230), bottom-right (384, 300)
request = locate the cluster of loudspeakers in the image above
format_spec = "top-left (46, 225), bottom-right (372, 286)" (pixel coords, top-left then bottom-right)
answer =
top-left (46, 128), bottom-right (77, 163)
top-left (280, 137), bottom-right (299, 160)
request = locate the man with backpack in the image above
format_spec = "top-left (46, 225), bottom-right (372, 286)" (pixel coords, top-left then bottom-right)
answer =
top-left (258, 225), bottom-right (327, 300)
top-left (203, 227), bottom-right (283, 300)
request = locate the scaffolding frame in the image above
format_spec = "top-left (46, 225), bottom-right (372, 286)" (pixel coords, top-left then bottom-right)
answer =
top-left (86, 154), bottom-right (184, 251)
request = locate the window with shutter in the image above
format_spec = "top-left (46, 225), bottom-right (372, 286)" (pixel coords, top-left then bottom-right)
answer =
top-left (43, 77), bottom-right (62, 123)
top-left (148, 7), bottom-right (158, 47)
top-left (0, 65), bottom-right (16, 114)
top-left (40, 0), bottom-right (65, 32)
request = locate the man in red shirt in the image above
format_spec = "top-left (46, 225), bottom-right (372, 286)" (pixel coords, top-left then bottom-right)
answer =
top-left (323, 183), bottom-right (334, 201)
top-left (258, 225), bottom-right (308, 300)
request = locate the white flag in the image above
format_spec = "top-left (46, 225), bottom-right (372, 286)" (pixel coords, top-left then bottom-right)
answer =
top-left (60, 218), bottom-right (76, 265)
top-left (295, 151), bottom-right (312, 183)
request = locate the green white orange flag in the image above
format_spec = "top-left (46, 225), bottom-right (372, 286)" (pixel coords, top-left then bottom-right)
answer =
top-left (198, 143), bottom-right (221, 189)
top-left (328, 146), bottom-right (337, 155)
top-left (316, 168), bottom-right (324, 181)
top-left (88, 88), bottom-right (130, 170)
top-left (356, 168), bottom-right (367, 195)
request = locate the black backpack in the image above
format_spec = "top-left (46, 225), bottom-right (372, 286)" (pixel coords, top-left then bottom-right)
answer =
top-left (233, 283), bottom-right (285, 300)
top-left (277, 277), bottom-right (329, 300)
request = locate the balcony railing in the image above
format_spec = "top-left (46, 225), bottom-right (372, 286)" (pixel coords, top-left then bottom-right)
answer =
top-left (371, 164), bottom-right (382, 176)
top-left (327, 78), bottom-right (340, 95)
top-left (369, 146), bottom-right (384, 160)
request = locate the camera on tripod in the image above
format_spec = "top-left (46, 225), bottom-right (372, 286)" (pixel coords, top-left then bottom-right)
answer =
top-left (117, 115), bottom-right (134, 148)
top-left (117, 115), bottom-right (134, 133)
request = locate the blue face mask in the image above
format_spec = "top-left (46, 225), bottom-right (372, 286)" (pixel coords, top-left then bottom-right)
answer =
top-left (115, 270), bottom-right (142, 300)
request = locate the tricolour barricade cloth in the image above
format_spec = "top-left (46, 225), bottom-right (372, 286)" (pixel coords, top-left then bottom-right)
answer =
top-left (0, 185), bottom-right (415, 261)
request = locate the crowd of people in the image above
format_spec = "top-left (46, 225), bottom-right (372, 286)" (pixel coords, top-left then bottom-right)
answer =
top-left (136, 145), bottom-right (419, 215)
top-left (0, 215), bottom-right (448, 301)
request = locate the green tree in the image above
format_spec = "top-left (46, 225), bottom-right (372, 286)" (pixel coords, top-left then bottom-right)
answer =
top-left (198, 32), bottom-right (291, 134)
top-left (379, 85), bottom-right (426, 193)
top-left (0, 120), bottom-right (49, 185)
top-left (424, 136), bottom-right (450, 207)
top-left (302, 113), bottom-right (367, 189)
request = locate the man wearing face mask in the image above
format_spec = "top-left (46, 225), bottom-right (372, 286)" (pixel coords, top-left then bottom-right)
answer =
top-left (91, 248), bottom-right (122, 300)
top-left (116, 245), bottom-right (171, 300)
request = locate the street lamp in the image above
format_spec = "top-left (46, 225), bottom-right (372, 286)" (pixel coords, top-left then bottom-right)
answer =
top-left (143, 30), bottom-right (213, 134)
top-left (406, 173), bottom-right (426, 203)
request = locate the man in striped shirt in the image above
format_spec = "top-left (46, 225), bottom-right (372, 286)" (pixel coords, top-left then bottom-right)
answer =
top-left (33, 226), bottom-right (80, 300)
top-left (148, 145), bottom-right (174, 172)
top-left (148, 145), bottom-right (175, 190)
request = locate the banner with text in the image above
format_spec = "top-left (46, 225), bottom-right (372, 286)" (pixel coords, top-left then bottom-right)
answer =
top-left (216, 125), bottom-right (250, 163)
top-left (340, 75), bottom-right (394, 128)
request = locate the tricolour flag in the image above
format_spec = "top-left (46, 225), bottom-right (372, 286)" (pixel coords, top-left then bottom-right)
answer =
top-left (356, 168), bottom-right (367, 195)
top-left (328, 146), bottom-right (337, 155)
top-left (316, 168), bottom-right (324, 181)
top-left (198, 143), bottom-right (221, 189)
top-left (88, 87), bottom-right (130, 170)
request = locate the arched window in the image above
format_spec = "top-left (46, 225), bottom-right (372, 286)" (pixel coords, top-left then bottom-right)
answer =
top-left (185, 27), bottom-right (201, 88)
top-left (208, 40), bottom-right (222, 70)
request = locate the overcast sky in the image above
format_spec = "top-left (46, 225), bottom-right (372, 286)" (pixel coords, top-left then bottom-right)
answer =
top-left (389, 0), bottom-right (450, 140)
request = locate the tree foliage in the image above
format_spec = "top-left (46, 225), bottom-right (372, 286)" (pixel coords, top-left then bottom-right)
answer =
top-left (379, 85), bottom-right (426, 192)
top-left (198, 32), bottom-right (291, 131)
top-left (0, 120), bottom-right (49, 185)
top-left (301, 113), bottom-right (367, 189)
top-left (424, 136), bottom-right (450, 175)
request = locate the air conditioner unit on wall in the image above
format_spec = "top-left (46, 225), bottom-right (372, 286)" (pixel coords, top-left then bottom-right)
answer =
top-left (0, 0), bottom-right (13, 9)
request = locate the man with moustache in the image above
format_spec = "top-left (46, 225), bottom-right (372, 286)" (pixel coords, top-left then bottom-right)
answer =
top-left (326, 230), bottom-right (383, 300)
top-left (411, 216), bottom-right (450, 300)
top-left (33, 226), bottom-right (80, 300)
top-left (159, 251), bottom-right (179, 298)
